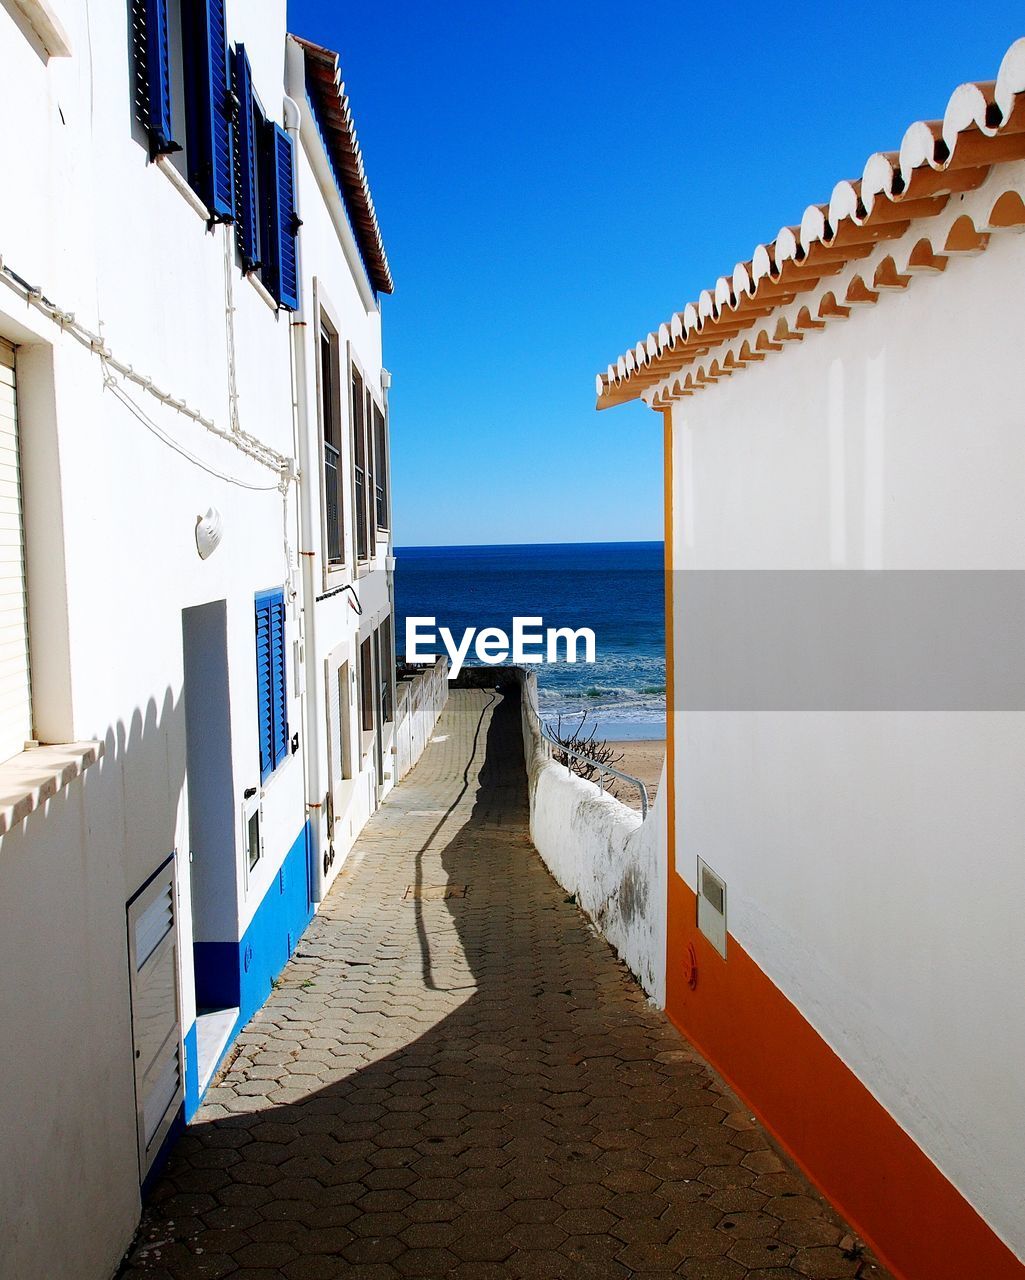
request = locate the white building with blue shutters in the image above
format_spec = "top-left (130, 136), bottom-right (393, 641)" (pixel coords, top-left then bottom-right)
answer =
top-left (0, 3), bottom-right (399, 1277)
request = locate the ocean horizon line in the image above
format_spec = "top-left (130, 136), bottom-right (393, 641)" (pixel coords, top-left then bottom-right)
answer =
top-left (395, 538), bottom-right (664, 553)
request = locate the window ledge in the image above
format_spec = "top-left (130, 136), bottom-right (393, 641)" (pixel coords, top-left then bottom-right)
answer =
top-left (10, 0), bottom-right (72, 57)
top-left (246, 271), bottom-right (280, 313)
top-left (0, 740), bottom-right (103, 836)
top-left (156, 156), bottom-right (210, 222)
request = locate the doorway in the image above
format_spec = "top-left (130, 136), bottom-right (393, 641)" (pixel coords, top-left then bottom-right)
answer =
top-left (181, 601), bottom-right (240, 1095)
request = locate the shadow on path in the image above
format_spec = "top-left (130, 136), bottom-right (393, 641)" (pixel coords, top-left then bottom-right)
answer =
top-left (121, 689), bottom-right (888, 1280)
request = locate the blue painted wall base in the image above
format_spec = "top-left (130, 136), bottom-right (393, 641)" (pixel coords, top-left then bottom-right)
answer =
top-left (184, 822), bottom-right (313, 1119)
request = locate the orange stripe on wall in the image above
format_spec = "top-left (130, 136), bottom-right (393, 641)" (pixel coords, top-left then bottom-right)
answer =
top-left (660, 407), bottom-right (1023, 1280)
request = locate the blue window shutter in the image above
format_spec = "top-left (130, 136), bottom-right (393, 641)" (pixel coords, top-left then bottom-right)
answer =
top-left (255, 594), bottom-right (274, 780)
top-left (256, 590), bottom-right (288, 780)
top-left (182, 0), bottom-right (235, 221)
top-left (275, 127), bottom-right (301, 310)
top-left (232, 46), bottom-right (260, 270)
top-left (261, 123), bottom-right (301, 310)
top-left (141, 0), bottom-right (176, 155)
top-left (270, 593), bottom-right (289, 768)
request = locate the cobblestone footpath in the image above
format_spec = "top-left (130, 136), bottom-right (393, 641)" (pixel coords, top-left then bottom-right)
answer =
top-left (122, 688), bottom-right (890, 1280)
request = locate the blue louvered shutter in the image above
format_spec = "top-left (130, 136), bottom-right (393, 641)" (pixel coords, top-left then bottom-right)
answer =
top-left (270, 593), bottom-right (289, 769)
top-left (261, 124), bottom-right (301, 311)
top-left (232, 46), bottom-right (260, 269)
top-left (255, 590), bottom-right (288, 780)
top-left (140, 0), bottom-right (176, 155)
top-left (255, 593), bottom-right (274, 780)
top-left (182, 0), bottom-right (235, 221)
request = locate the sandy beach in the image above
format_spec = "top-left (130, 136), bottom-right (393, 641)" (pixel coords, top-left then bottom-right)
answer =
top-left (606, 738), bottom-right (665, 811)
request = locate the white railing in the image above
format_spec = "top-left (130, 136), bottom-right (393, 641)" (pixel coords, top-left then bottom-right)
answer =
top-left (521, 680), bottom-right (649, 818)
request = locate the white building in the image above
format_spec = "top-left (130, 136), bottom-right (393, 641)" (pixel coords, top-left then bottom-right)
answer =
top-left (0, 3), bottom-right (401, 1276)
top-left (597, 37), bottom-right (1025, 1280)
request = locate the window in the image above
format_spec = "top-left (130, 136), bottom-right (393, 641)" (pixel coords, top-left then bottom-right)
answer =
top-left (245, 797), bottom-right (262, 872)
top-left (131, 5), bottom-right (301, 309)
top-left (351, 367), bottom-right (368, 561)
top-left (365, 384), bottom-right (377, 548)
top-left (255, 589), bottom-right (288, 781)
top-left (372, 402), bottom-right (389, 532)
top-left (378, 617), bottom-right (394, 725)
top-left (132, 0), bottom-right (233, 218)
top-left (320, 316), bottom-right (344, 565)
top-left (336, 662), bottom-right (351, 781)
top-left (358, 635), bottom-right (374, 743)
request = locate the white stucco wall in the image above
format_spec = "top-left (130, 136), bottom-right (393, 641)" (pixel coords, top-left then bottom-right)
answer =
top-left (670, 169), bottom-right (1025, 1257)
top-left (0, 7), bottom-right (395, 1277)
top-left (518, 672), bottom-right (666, 1004)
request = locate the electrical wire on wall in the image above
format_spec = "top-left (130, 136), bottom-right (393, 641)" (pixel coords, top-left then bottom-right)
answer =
top-left (100, 364), bottom-right (281, 492)
top-left (0, 252), bottom-right (300, 582)
top-left (0, 254), bottom-right (293, 481)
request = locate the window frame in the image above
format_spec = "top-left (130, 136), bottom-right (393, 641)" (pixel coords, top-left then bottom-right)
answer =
top-left (378, 615), bottom-right (394, 726)
top-left (371, 398), bottom-right (390, 536)
top-left (316, 292), bottom-right (349, 584)
top-left (357, 633), bottom-right (375, 757)
top-left (349, 347), bottom-right (370, 567)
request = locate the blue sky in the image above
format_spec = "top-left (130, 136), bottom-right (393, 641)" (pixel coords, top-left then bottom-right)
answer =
top-left (287, 2), bottom-right (1024, 547)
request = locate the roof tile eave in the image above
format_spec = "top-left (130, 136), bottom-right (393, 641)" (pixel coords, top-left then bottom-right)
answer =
top-left (597, 34), bottom-right (1025, 409)
top-left (290, 33), bottom-right (394, 295)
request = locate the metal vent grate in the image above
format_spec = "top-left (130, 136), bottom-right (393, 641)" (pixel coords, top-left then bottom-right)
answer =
top-left (700, 866), bottom-right (725, 915)
top-left (697, 858), bottom-right (727, 958)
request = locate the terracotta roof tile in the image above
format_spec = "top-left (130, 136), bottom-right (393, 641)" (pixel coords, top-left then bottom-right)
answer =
top-left (597, 36), bottom-right (1025, 409)
top-left (291, 35), bottom-right (394, 295)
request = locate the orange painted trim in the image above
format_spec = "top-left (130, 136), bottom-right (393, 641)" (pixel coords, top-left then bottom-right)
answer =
top-left (660, 410), bottom-right (1022, 1280)
top-left (666, 893), bottom-right (1025, 1279)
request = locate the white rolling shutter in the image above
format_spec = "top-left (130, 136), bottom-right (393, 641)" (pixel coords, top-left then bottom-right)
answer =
top-left (0, 342), bottom-right (31, 763)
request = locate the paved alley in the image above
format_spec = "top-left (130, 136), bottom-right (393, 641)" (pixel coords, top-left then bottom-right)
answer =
top-left (122, 688), bottom-right (890, 1280)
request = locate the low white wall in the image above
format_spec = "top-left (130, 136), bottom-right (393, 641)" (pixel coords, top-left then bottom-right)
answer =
top-left (517, 670), bottom-right (666, 1004)
top-left (396, 658), bottom-right (449, 779)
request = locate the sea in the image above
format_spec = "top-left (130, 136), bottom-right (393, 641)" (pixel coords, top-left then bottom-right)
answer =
top-left (394, 541), bottom-right (665, 740)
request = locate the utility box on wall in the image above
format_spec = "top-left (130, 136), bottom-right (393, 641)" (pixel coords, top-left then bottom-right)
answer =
top-left (697, 858), bottom-right (727, 958)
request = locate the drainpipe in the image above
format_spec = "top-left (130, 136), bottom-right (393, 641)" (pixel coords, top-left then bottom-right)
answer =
top-left (382, 368), bottom-right (398, 780)
top-left (283, 86), bottom-right (326, 904)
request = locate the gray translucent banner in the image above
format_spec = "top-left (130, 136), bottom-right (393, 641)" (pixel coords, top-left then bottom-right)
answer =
top-left (674, 571), bottom-right (1025, 710)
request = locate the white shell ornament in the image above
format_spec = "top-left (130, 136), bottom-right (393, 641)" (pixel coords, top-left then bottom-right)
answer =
top-left (195, 507), bottom-right (224, 560)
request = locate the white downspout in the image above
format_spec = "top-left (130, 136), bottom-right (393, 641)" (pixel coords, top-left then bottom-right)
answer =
top-left (283, 84), bottom-right (326, 904)
top-left (382, 368), bottom-right (398, 777)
